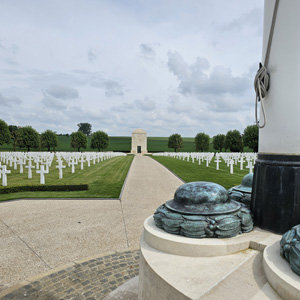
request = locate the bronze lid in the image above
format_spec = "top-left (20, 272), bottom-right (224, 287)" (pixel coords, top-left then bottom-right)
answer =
top-left (166, 181), bottom-right (241, 215)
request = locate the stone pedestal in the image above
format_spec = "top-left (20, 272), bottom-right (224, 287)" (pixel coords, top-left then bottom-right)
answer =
top-left (138, 216), bottom-right (300, 300)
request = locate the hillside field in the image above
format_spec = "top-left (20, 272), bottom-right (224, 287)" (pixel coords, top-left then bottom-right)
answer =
top-left (0, 135), bottom-right (251, 152)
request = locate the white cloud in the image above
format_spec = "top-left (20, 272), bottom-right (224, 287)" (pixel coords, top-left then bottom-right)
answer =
top-left (45, 85), bottom-right (79, 99)
top-left (88, 48), bottom-right (99, 63)
top-left (103, 80), bottom-right (124, 97)
top-left (0, 92), bottom-right (22, 107)
top-left (134, 97), bottom-right (156, 111)
top-left (168, 51), bottom-right (250, 97)
top-left (140, 43), bottom-right (158, 61)
top-left (42, 95), bottom-right (67, 110)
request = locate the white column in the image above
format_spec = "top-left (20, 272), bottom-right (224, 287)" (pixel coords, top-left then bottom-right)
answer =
top-left (259, 0), bottom-right (300, 154)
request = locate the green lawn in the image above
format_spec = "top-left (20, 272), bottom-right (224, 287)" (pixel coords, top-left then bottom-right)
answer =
top-left (0, 155), bottom-right (134, 201)
top-left (151, 155), bottom-right (249, 189)
top-left (147, 137), bottom-right (198, 152)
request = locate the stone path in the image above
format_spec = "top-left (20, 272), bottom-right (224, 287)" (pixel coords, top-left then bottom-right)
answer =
top-left (0, 249), bottom-right (140, 300)
top-left (0, 155), bottom-right (183, 299)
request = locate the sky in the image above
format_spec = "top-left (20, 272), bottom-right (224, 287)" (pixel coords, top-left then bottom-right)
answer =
top-left (0, 0), bottom-right (264, 137)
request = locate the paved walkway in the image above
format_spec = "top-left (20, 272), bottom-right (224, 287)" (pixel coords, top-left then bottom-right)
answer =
top-left (0, 155), bottom-right (183, 299)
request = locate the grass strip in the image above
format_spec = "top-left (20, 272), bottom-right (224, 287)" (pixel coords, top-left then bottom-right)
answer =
top-left (151, 155), bottom-right (249, 189)
top-left (0, 155), bottom-right (134, 201)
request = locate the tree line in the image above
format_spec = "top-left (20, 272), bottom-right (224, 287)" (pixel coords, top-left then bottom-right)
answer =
top-left (168, 125), bottom-right (258, 153)
top-left (0, 120), bottom-right (109, 152)
top-left (0, 119), bottom-right (258, 153)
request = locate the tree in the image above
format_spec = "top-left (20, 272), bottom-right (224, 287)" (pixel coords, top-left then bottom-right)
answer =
top-left (77, 123), bottom-right (92, 136)
top-left (224, 130), bottom-right (243, 152)
top-left (213, 134), bottom-right (225, 152)
top-left (168, 133), bottom-right (183, 152)
top-left (41, 130), bottom-right (58, 151)
top-left (0, 120), bottom-right (11, 146)
top-left (18, 126), bottom-right (40, 151)
top-left (71, 131), bottom-right (87, 151)
top-left (8, 125), bottom-right (20, 151)
top-left (195, 132), bottom-right (210, 152)
top-left (243, 125), bottom-right (259, 152)
top-left (91, 131), bottom-right (109, 151)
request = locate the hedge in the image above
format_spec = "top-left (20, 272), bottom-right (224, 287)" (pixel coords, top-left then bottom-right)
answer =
top-left (0, 184), bottom-right (88, 194)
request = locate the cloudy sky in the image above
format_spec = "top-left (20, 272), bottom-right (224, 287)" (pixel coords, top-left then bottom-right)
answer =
top-left (0, 0), bottom-right (264, 137)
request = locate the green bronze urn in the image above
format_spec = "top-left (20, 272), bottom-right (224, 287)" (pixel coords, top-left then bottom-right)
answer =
top-left (228, 173), bottom-right (253, 209)
top-left (154, 181), bottom-right (253, 239)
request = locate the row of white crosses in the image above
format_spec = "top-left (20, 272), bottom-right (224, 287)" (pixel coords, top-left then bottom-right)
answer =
top-left (0, 152), bottom-right (126, 186)
top-left (153, 152), bottom-right (257, 174)
top-left (218, 152), bottom-right (257, 174)
top-left (154, 152), bottom-right (215, 166)
top-left (0, 152), bottom-right (55, 185)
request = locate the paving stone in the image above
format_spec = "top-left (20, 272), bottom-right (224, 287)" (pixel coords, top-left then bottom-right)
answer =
top-left (0, 249), bottom-right (139, 300)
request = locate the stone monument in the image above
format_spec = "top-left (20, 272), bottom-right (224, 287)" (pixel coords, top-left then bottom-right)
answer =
top-left (131, 129), bottom-right (147, 154)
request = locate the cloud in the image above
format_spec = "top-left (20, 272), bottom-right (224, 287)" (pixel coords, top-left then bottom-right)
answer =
top-left (114, 97), bottom-right (156, 113)
top-left (0, 39), bottom-right (19, 54)
top-left (10, 44), bottom-right (19, 54)
top-left (221, 8), bottom-right (263, 34)
top-left (88, 48), bottom-right (99, 62)
top-left (167, 51), bottom-right (250, 98)
top-left (140, 43), bottom-right (156, 60)
top-left (134, 97), bottom-right (156, 111)
top-left (2, 57), bottom-right (19, 66)
top-left (0, 92), bottom-right (22, 107)
top-left (167, 94), bottom-right (192, 114)
top-left (45, 85), bottom-right (79, 99)
top-left (42, 94), bottom-right (67, 110)
top-left (103, 80), bottom-right (124, 97)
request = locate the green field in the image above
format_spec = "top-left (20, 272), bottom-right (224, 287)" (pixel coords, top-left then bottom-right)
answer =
top-left (151, 155), bottom-right (249, 189)
top-left (0, 135), bottom-right (251, 152)
top-left (0, 155), bottom-right (134, 201)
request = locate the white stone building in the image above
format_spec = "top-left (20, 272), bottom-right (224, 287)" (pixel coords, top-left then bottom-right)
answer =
top-left (131, 129), bottom-right (147, 154)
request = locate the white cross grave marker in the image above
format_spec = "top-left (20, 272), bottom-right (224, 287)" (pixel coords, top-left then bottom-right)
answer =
top-left (85, 155), bottom-right (92, 167)
top-left (56, 161), bottom-right (66, 179)
top-left (1, 165), bottom-right (11, 187)
top-left (229, 160), bottom-right (234, 174)
top-left (246, 160), bottom-right (254, 174)
top-left (79, 156), bottom-right (85, 170)
top-left (13, 157), bottom-right (18, 170)
top-left (70, 159), bottom-right (76, 174)
top-left (35, 157), bottom-right (41, 170)
top-left (239, 155), bottom-right (245, 170)
top-left (36, 165), bottom-right (48, 184)
top-left (25, 160), bottom-right (35, 179)
top-left (215, 156), bottom-right (221, 170)
top-left (18, 159), bottom-right (24, 174)
top-left (44, 162), bottom-right (50, 173)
